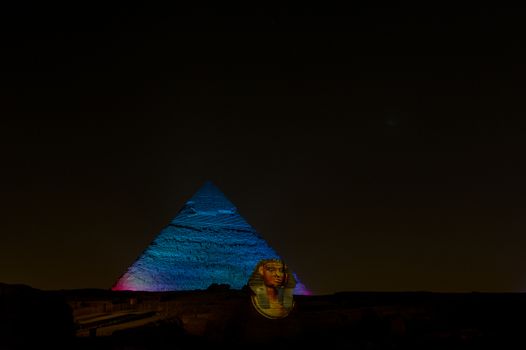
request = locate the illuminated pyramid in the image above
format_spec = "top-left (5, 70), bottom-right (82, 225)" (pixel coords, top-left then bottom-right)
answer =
top-left (113, 181), bottom-right (309, 294)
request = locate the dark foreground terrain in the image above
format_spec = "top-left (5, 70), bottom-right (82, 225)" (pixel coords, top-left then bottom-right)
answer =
top-left (2, 283), bottom-right (526, 349)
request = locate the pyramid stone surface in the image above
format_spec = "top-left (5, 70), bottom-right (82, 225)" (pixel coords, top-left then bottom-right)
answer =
top-left (113, 182), bottom-right (309, 294)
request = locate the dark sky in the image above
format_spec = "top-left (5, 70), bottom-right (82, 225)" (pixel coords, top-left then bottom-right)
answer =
top-left (1, 4), bottom-right (526, 294)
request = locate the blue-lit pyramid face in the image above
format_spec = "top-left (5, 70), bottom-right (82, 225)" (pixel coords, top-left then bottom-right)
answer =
top-left (113, 181), bottom-right (309, 295)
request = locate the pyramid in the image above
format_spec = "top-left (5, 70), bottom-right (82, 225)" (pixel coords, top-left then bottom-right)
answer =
top-left (113, 181), bottom-right (309, 295)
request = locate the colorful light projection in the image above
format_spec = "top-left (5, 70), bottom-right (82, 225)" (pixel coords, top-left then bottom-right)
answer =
top-left (113, 181), bottom-right (309, 295)
top-left (249, 259), bottom-right (296, 319)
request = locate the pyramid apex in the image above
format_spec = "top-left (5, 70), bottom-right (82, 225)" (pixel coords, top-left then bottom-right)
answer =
top-left (200, 180), bottom-right (218, 188)
top-left (181, 180), bottom-right (237, 215)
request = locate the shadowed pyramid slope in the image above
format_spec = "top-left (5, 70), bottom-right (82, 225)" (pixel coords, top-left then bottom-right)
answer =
top-left (113, 181), bottom-right (309, 295)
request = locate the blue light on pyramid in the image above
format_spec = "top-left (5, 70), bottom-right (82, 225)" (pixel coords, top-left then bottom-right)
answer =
top-left (113, 181), bottom-right (309, 295)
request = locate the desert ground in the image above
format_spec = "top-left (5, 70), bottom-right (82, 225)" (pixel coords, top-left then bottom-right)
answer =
top-left (2, 283), bottom-right (526, 349)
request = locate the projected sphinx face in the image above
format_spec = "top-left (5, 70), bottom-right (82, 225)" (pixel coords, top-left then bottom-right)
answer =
top-left (260, 261), bottom-right (286, 288)
top-left (248, 259), bottom-right (296, 319)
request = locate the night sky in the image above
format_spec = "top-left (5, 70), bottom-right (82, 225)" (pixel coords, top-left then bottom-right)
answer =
top-left (2, 4), bottom-right (526, 295)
